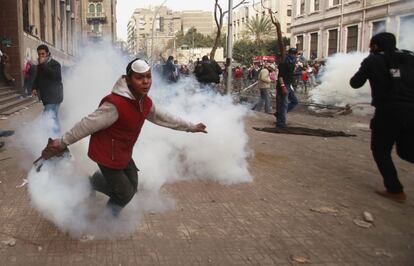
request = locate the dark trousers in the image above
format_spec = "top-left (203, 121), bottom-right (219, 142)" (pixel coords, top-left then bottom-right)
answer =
top-left (90, 159), bottom-right (139, 215)
top-left (371, 107), bottom-right (414, 193)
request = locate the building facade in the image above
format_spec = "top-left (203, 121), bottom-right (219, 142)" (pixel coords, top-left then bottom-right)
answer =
top-left (80, 0), bottom-right (117, 43)
top-left (232, 0), bottom-right (292, 42)
top-left (290, 0), bottom-right (414, 60)
top-left (127, 6), bottom-right (181, 58)
top-left (0, 0), bottom-right (82, 90)
top-left (181, 11), bottom-right (214, 36)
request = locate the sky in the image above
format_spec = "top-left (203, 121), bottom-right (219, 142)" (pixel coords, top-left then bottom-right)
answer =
top-left (116, 0), bottom-right (231, 41)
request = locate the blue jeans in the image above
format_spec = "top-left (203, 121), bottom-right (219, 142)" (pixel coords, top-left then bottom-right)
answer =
top-left (254, 88), bottom-right (272, 113)
top-left (277, 85), bottom-right (298, 127)
top-left (43, 104), bottom-right (61, 136)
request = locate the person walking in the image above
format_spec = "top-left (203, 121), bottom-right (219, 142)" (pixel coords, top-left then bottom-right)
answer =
top-left (350, 32), bottom-right (414, 203)
top-left (40, 58), bottom-right (207, 216)
top-left (253, 63), bottom-right (274, 114)
top-left (32, 44), bottom-right (64, 136)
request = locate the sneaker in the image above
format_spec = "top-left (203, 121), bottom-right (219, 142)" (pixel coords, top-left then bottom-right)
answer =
top-left (375, 190), bottom-right (407, 203)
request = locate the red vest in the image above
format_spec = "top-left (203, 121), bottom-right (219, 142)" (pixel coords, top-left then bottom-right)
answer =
top-left (88, 93), bottom-right (153, 169)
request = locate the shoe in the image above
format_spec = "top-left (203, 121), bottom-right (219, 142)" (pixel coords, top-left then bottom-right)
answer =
top-left (375, 190), bottom-right (406, 203)
top-left (0, 130), bottom-right (14, 137)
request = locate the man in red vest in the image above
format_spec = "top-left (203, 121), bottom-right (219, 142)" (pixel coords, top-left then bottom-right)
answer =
top-left (41, 58), bottom-right (207, 216)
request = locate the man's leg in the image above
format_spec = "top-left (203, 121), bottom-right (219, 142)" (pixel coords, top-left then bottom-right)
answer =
top-left (97, 160), bottom-right (138, 216)
top-left (276, 93), bottom-right (288, 128)
top-left (43, 104), bottom-right (61, 136)
top-left (287, 85), bottom-right (299, 113)
top-left (263, 88), bottom-right (272, 113)
top-left (370, 111), bottom-right (403, 193)
top-left (396, 111), bottom-right (414, 163)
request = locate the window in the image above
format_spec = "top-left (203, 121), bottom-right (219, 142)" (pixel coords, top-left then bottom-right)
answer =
top-left (372, 20), bottom-right (386, 36)
top-left (399, 15), bottom-right (414, 49)
top-left (310, 33), bottom-right (318, 59)
top-left (96, 3), bottom-right (102, 13)
top-left (287, 9), bottom-right (292, 17)
top-left (89, 3), bottom-right (95, 13)
top-left (23, 0), bottom-right (30, 33)
top-left (92, 22), bottom-right (100, 33)
top-left (300, 0), bottom-right (305, 15)
top-left (333, 0), bottom-right (339, 5)
top-left (296, 35), bottom-right (304, 51)
top-left (39, 0), bottom-right (45, 40)
top-left (347, 25), bottom-right (358, 52)
top-left (328, 29), bottom-right (338, 55)
top-left (314, 0), bottom-right (320, 11)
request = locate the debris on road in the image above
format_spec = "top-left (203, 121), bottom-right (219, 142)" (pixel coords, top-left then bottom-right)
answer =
top-left (310, 207), bottom-right (339, 215)
top-left (363, 211), bottom-right (374, 223)
top-left (1, 238), bottom-right (16, 247)
top-left (290, 255), bottom-right (311, 264)
top-left (353, 219), bottom-right (372, 228)
top-left (80, 235), bottom-right (95, 242)
top-left (16, 178), bottom-right (28, 188)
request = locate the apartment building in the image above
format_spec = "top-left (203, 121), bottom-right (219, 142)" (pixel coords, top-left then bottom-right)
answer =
top-left (181, 11), bottom-right (214, 36)
top-left (127, 6), bottom-right (181, 57)
top-left (0, 0), bottom-right (82, 90)
top-left (290, 0), bottom-right (414, 60)
top-left (80, 0), bottom-right (117, 43)
top-left (232, 0), bottom-right (292, 42)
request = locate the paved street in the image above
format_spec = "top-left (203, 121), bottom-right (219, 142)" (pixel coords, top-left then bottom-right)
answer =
top-left (0, 102), bottom-right (413, 265)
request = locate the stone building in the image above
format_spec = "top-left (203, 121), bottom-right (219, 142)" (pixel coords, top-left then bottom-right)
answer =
top-left (232, 0), bottom-right (292, 42)
top-left (290, 0), bottom-right (414, 60)
top-left (127, 6), bottom-right (181, 58)
top-left (181, 11), bottom-right (214, 36)
top-left (0, 0), bottom-right (82, 90)
top-left (80, 0), bottom-right (117, 43)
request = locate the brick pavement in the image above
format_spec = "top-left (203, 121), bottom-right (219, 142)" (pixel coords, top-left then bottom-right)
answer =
top-left (0, 103), bottom-right (413, 265)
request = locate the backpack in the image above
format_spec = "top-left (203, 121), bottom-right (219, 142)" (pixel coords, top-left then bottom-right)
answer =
top-left (389, 50), bottom-right (414, 103)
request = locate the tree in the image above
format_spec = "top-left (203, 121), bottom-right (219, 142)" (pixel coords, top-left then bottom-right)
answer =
top-left (245, 16), bottom-right (274, 44)
top-left (166, 28), bottom-right (214, 50)
top-left (257, 0), bottom-right (287, 61)
top-left (210, 0), bottom-right (248, 60)
top-left (233, 39), bottom-right (257, 65)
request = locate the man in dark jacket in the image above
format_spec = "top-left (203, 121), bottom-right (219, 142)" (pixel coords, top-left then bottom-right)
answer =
top-left (195, 55), bottom-right (222, 89)
top-left (33, 44), bottom-right (64, 136)
top-left (276, 48), bottom-right (299, 128)
top-left (350, 32), bottom-right (414, 203)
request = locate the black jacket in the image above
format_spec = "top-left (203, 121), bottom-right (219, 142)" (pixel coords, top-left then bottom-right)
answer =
top-left (195, 60), bottom-right (222, 84)
top-left (34, 58), bottom-right (63, 105)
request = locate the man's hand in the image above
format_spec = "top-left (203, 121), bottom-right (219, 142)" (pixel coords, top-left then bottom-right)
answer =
top-left (41, 138), bottom-right (67, 160)
top-left (38, 56), bottom-right (48, 64)
top-left (192, 123), bottom-right (207, 133)
top-left (32, 89), bottom-right (38, 97)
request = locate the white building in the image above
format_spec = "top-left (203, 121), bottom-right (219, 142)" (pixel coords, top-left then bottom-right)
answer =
top-left (232, 0), bottom-right (292, 41)
top-left (290, 0), bottom-right (414, 60)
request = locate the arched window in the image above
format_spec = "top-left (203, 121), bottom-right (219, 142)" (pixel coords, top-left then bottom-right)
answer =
top-left (96, 3), bottom-right (102, 13)
top-left (89, 3), bottom-right (95, 13)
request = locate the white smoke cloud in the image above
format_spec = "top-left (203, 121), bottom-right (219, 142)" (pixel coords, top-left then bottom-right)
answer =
top-left (309, 52), bottom-right (372, 107)
top-left (20, 43), bottom-right (252, 239)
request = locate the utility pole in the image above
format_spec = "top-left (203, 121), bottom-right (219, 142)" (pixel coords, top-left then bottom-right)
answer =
top-left (225, 0), bottom-right (233, 95)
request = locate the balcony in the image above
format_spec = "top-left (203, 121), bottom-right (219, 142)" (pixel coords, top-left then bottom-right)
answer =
top-left (86, 12), bottom-right (106, 22)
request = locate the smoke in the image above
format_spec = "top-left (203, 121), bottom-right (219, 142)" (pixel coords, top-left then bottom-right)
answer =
top-left (309, 52), bottom-right (372, 107)
top-left (20, 43), bottom-right (252, 239)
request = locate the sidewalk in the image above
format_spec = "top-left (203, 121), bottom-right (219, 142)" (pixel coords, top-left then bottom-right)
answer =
top-left (0, 103), bottom-right (413, 265)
